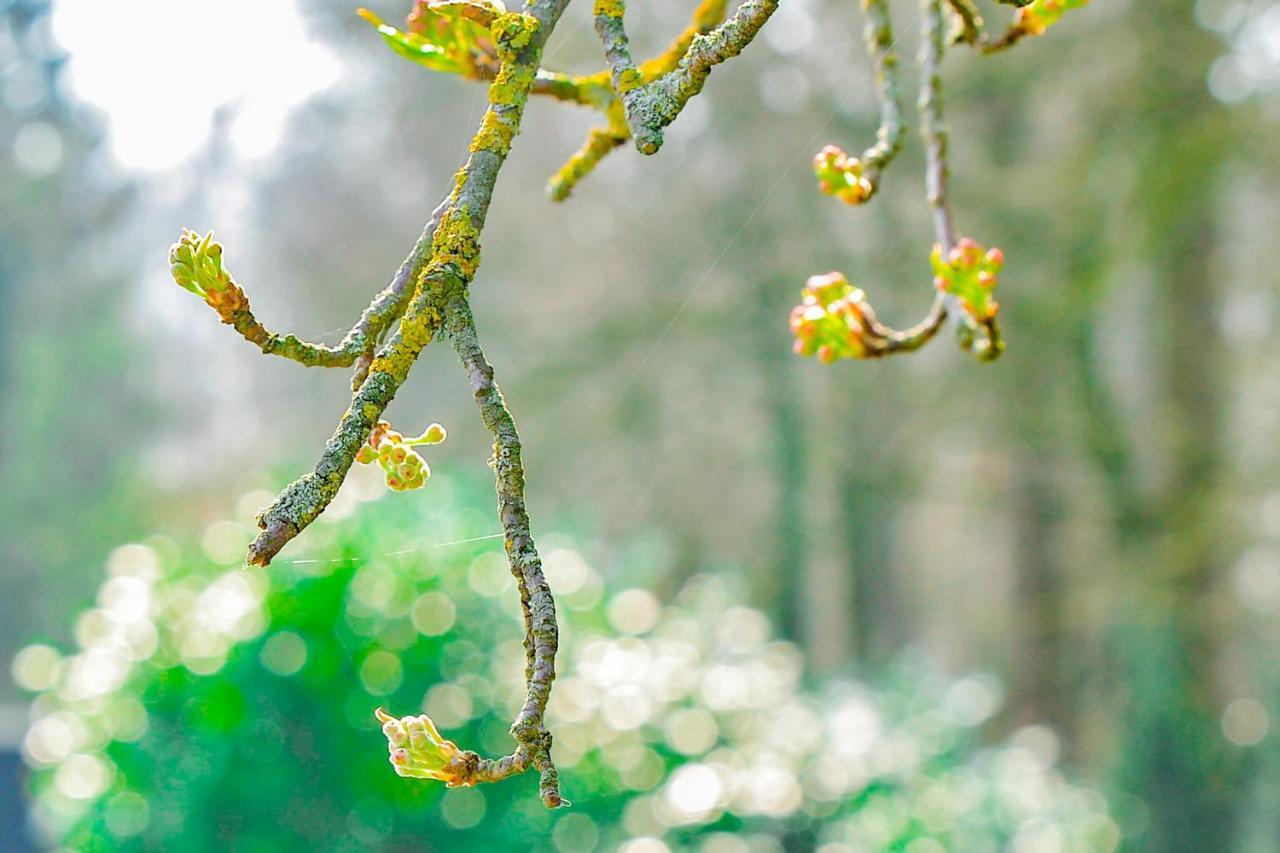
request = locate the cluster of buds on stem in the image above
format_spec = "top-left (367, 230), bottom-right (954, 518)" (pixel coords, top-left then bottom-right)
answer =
top-left (168, 229), bottom-right (251, 320)
top-left (813, 145), bottom-right (873, 206)
top-left (1014, 0), bottom-right (1088, 36)
top-left (355, 420), bottom-right (447, 491)
top-left (790, 272), bottom-right (876, 363)
top-left (375, 708), bottom-right (477, 785)
top-left (930, 238), bottom-right (1003, 324)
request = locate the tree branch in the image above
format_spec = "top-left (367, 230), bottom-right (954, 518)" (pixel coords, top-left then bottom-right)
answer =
top-left (438, 290), bottom-right (561, 806)
top-left (598, 0), bottom-right (779, 154)
top-left (919, 0), bottom-right (1002, 359)
top-left (247, 3), bottom-right (567, 566)
top-left (858, 0), bottom-right (907, 195)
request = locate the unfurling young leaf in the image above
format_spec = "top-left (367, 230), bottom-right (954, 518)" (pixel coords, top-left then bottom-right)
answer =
top-left (358, 1), bottom-right (504, 78)
top-left (1014, 0), bottom-right (1088, 36)
top-left (375, 708), bottom-right (476, 786)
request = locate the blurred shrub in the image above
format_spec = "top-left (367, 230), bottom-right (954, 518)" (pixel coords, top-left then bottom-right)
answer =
top-left (13, 470), bottom-right (1118, 851)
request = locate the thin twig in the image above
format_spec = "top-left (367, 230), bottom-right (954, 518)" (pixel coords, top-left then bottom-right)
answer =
top-left (440, 290), bottom-right (561, 807)
top-left (858, 0), bottom-right (907, 195)
top-left (919, 0), bottom-right (1002, 360)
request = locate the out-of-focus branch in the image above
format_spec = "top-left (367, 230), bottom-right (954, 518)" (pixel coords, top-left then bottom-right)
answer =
top-left (859, 0), bottom-right (907, 193)
top-left (239, 0), bottom-right (571, 808)
top-left (943, 0), bottom-right (984, 44)
top-left (793, 0), bottom-right (1007, 365)
top-left (919, 0), bottom-right (1003, 360)
top-left (547, 123), bottom-right (628, 201)
top-left (812, 0), bottom-right (907, 206)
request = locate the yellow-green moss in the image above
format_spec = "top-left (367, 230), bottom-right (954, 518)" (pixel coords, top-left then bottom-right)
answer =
top-left (615, 67), bottom-right (642, 93)
top-left (470, 112), bottom-right (518, 156)
top-left (369, 304), bottom-right (440, 381)
top-left (490, 12), bottom-right (539, 53)
top-left (593, 0), bottom-right (625, 19)
top-left (433, 205), bottom-right (483, 279)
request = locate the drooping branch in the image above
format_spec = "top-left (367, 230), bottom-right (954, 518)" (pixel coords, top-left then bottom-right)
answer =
top-left (244, 6), bottom-right (561, 568)
top-left (920, 0), bottom-right (957, 253)
top-left (175, 0), bottom-right (574, 808)
top-left (791, 0), bottom-right (1006, 364)
top-left (169, 0), bottom-right (1093, 810)
top-left (812, 0), bottom-right (908, 206)
top-left (442, 287), bottom-right (561, 806)
top-left (856, 0), bottom-right (907, 197)
top-left (919, 0), bottom-right (1003, 359)
top-left (367, 275), bottom-right (564, 807)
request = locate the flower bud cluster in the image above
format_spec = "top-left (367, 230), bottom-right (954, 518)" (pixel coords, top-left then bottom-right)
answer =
top-left (169, 229), bottom-right (230, 299)
top-left (930, 238), bottom-right (1003, 323)
top-left (813, 145), bottom-right (873, 206)
top-left (354, 420), bottom-right (447, 491)
top-left (1016, 0), bottom-right (1088, 36)
top-left (169, 229), bottom-right (252, 320)
top-left (789, 272), bottom-right (874, 364)
top-left (375, 707), bottom-right (475, 785)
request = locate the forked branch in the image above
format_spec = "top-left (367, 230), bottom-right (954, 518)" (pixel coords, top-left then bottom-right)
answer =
top-left (169, 0), bottom-right (1091, 809)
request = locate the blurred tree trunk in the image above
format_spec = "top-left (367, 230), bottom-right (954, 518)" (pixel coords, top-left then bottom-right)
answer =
top-left (838, 450), bottom-right (904, 664)
top-left (1106, 3), bottom-right (1236, 847)
top-left (752, 275), bottom-right (810, 644)
top-left (1008, 448), bottom-right (1069, 730)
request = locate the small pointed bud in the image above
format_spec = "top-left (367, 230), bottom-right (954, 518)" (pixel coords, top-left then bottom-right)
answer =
top-left (985, 247), bottom-right (1004, 267)
top-left (408, 423), bottom-right (447, 445)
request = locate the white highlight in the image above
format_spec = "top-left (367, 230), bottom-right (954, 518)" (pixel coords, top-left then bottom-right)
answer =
top-left (51, 0), bottom-right (340, 170)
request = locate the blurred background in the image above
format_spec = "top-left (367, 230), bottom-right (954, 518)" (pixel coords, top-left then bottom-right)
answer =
top-left (2, 0), bottom-right (1279, 849)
